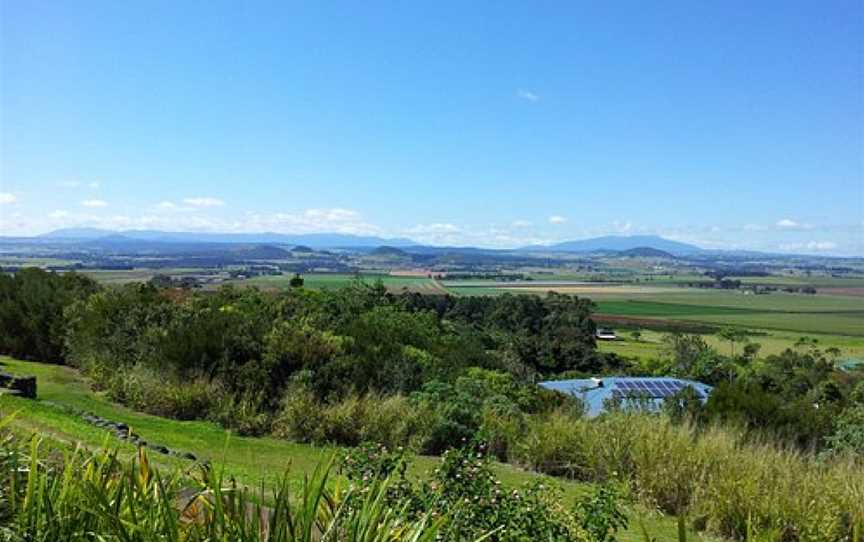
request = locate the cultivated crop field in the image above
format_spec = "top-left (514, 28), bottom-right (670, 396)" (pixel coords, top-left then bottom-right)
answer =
top-left (598, 328), bottom-right (864, 361)
top-left (239, 272), bottom-right (449, 294)
top-left (82, 268), bottom-right (217, 284)
top-left (443, 280), bottom-right (864, 357)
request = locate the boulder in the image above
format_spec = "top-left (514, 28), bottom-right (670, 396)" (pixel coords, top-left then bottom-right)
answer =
top-left (9, 376), bottom-right (36, 399)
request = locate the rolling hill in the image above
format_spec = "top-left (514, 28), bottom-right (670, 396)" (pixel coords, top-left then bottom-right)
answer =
top-left (39, 228), bottom-right (416, 248)
top-left (525, 235), bottom-right (703, 255)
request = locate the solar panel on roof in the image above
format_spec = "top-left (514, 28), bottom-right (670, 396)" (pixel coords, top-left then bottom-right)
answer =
top-left (649, 384), bottom-right (667, 397)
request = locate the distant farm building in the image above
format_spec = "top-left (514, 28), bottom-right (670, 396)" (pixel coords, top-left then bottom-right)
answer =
top-left (595, 328), bottom-right (617, 340)
top-left (838, 357), bottom-right (864, 373)
top-left (539, 377), bottom-right (713, 417)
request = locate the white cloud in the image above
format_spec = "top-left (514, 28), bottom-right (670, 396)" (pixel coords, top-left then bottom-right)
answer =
top-left (776, 218), bottom-right (799, 228)
top-left (407, 223), bottom-right (460, 234)
top-left (0, 193), bottom-right (16, 205)
top-left (304, 208), bottom-right (360, 222)
top-left (403, 222), bottom-right (552, 248)
top-left (517, 89), bottom-right (539, 102)
top-left (245, 208), bottom-right (380, 236)
top-left (48, 210), bottom-right (69, 219)
top-left (511, 219), bottom-right (532, 228)
top-left (612, 220), bottom-right (633, 233)
top-left (81, 199), bottom-right (108, 208)
top-left (183, 197), bottom-right (225, 207)
top-left (154, 201), bottom-right (194, 213)
top-left (779, 241), bottom-right (838, 252)
top-left (57, 180), bottom-right (100, 189)
top-left (548, 215), bottom-right (568, 224)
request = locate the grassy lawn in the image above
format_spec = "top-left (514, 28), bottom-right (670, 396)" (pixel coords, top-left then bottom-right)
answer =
top-left (0, 356), bottom-right (717, 541)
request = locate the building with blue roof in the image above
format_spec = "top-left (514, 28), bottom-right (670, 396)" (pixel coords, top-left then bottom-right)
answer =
top-left (539, 376), bottom-right (713, 417)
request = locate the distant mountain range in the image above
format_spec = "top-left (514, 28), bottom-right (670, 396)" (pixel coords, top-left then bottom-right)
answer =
top-left (37, 228), bottom-right (416, 249)
top-left (22, 229), bottom-right (709, 256)
top-left (523, 235), bottom-right (703, 256)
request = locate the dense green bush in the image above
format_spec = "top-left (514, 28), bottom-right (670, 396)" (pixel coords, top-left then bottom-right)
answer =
top-left (107, 363), bottom-right (225, 421)
top-left (0, 268), bottom-right (98, 362)
top-left (340, 442), bottom-right (627, 542)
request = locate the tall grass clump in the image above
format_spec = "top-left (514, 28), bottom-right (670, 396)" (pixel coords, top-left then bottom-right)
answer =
top-left (514, 411), bottom-right (863, 541)
top-left (272, 391), bottom-right (422, 448)
top-left (0, 434), bottom-right (450, 541)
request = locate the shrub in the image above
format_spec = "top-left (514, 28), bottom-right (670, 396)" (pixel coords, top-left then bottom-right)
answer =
top-left (479, 395), bottom-right (526, 462)
top-left (824, 405), bottom-right (864, 455)
top-left (210, 390), bottom-right (272, 436)
top-left (341, 442), bottom-right (622, 541)
top-left (357, 394), bottom-right (422, 449)
top-left (515, 409), bottom-right (595, 479)
top-left (108, 364), bottom-right (224, 421)
top-left (271, 385), bottom-right (325, 443)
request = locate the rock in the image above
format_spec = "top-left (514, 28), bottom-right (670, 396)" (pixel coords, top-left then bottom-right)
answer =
top-left (8, 376), bottom-right (36, 399)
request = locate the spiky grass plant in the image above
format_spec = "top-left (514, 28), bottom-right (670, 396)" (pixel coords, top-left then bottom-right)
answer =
top-left (0, 432), bottom-right (453, 541)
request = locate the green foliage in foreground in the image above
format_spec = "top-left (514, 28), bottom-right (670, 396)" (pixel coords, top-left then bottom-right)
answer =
top-left (518, 411), bottom-right (864, 541)
top-left (0, 430), bottom-right (630, 541)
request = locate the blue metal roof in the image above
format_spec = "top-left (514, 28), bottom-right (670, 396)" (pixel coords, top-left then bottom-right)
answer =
top-left (539, 376), bottom-right (713, 417)
top-left (837, 358), bottom-right (864, 372)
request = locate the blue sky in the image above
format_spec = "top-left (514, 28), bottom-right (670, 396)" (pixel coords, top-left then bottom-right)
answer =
top-left (1, 1), bottom-right (862, 254)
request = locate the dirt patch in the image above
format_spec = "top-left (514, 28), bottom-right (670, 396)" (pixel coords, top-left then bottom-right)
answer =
top-left (818, 287), bottom-right (864, 297)
top-left (592, 314), bottom-right (718, 334)
top-left (506, 285), bottom-right (679, 295)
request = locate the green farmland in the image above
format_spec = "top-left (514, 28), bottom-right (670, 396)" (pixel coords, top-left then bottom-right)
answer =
top-left (599, 328), bottom-right (864, 361)
top-left (238, 272), bottom-right (448, 294)
top-left (443, 281), bottom-right (864, 359)
top-left (446, 282), bottom-right (864, 336)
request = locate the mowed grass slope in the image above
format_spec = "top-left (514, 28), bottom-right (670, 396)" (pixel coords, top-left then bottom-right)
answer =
top-left (0, 356), bottom-right (716, 541)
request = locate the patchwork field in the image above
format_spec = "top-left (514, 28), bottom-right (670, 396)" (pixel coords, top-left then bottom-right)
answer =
top-left (82, 268), bottom-right (217, 284)
top-left (444, 281), bottom-right (864, 352)
top-left (598, 328), bottom-right (864, 361)
top-left (239, 272), bottom-right (449, 294)
top-left (0, 356), bottom-right (712, 541)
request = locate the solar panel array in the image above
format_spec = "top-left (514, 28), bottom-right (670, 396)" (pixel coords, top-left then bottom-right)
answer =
top-left (612, 379), bottom-right (702, 399)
